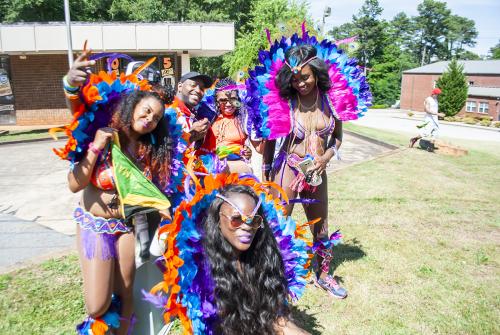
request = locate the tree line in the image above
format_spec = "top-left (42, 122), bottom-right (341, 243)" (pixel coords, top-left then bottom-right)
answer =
top-left (1, 0), bottom-right (499, 106)
top-left (329, 0), bottom-right (498, 105)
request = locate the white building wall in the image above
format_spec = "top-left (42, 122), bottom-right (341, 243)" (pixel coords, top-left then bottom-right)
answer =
top-left (0, 22), bottom-right (234, 56)
top-left (102, 25), bottom-right (137, 50)
top-left (0, 26), bottom-right (36, 52)
top-left (71, 25), bottom-right (103, 50)
top-left (169, 25), bottom-right (201, 50)
top-left (136, 25), bottom-right (169, 50)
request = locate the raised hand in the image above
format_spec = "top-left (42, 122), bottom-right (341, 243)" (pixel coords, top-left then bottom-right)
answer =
top-left (66, 50), bottom-right (96, 87)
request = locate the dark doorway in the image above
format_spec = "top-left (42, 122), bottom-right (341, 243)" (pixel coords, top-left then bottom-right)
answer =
top-left (0, 56), bottom-right (15, 125)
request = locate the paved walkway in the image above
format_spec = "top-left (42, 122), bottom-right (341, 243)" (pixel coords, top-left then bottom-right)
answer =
top-left (0, 134), bottom-right (393, 272)
top-left (0, 139), bottom-right (79, 235)
top-left (328, 131), bottom-right (395, 172)
top-left (0, 213), bottom-right (74, 273)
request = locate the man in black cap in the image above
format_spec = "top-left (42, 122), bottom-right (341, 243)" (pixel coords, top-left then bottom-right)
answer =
top-left (175, 71), bottom-right (214, 144)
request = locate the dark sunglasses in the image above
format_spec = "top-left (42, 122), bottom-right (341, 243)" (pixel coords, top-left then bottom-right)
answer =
top-left (216, 97), bottom-right (241, 107)
top-left (216, 194), bottom-right (263, 230)
top-left (220, 212), bottom-right (264, 230)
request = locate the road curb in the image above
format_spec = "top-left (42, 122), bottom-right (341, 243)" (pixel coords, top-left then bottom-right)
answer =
top-left (0, 136), bottom-right (67, 146)
top-left (0, 247), bottom-right (76, 275)
top-left (344, 129), bottom-right (399, 150)
top-left (330, 148), bottom-right (406, 175)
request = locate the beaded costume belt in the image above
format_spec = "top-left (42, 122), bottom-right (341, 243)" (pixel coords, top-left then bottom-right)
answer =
top-left (73, 207), bottom-right (131, 234)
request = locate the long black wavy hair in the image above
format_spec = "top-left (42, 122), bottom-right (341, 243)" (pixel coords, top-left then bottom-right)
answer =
top-left (202, 184), bottom-right (290, 335)
top-left (276, 44), bottom-right (331, 100)
top-left (110, 87), bottom-right (174, 191)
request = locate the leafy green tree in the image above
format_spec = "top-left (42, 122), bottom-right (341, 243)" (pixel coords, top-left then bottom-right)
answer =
top-left (489, 40), bottom-right (500, 59)
top-left (222, 0), bottom-right (310, 76)
top-left (187, 0), bottom-right (256, 78)
top-left (363, 12), bottom-right (419, 105)
top-left (328, 0), bottom-right (388, 67)
top-left (444, 15), bottom-right (477, 59)
top-left (413, 0), bottom-right (478, 64)
top-left (0, 0), bottom-right (8, 22)
top-left (108, 0), bottom-right (168, 21)
top-left (350, 0), bottom-right (387, 67)
top-left (436, 59), bottom-right (467, 117)
top-left (414, 0), bottom-right (450, 65)
top-left (457, 50), bottom-right (481, 60)
top-left (389, 12), bottom-right (416, 53)
top-left (3, 0), bottom-right (65, 21)
top-left (329, 22), bottom-right (356, 41)
top-left (2, 0), bottom-right (114, 22)
top-left (368, 44), bottom-right (417, 105)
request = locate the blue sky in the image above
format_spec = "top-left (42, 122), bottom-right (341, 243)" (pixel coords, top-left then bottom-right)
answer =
top-left (309, 0), bottom-right (500, 56)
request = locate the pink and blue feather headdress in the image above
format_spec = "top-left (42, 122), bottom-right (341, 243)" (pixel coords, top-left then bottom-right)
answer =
top-left (246, 23), bottom-right (372, 140)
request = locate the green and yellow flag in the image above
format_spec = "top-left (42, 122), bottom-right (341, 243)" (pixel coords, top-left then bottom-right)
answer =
top-left (111, 135), bottom-right (170, 220)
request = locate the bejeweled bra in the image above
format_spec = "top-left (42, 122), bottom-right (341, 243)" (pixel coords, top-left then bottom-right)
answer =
top-left (290, 96), bottom-right (336, 140)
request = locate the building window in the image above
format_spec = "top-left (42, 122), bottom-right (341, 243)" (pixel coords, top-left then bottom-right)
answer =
top-left (468, 81), bottom-right (474, 86)
top-left (478, 102), bottom-right (489, 114)
top-left (466, 101), bottom-right (477, 112)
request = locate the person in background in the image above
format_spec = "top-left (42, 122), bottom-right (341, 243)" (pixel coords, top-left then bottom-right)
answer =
top-left (169, 71), bottom-right (214, 147)
top-left (202, 78), bottom-right (263, 174)
top-left (410, 88), bottom-right (442, 147)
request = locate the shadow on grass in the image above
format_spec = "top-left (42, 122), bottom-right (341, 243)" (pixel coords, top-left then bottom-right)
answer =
top-left (291, 305), bottom-right (323, 335)
top-left (330, 238), bottom-right (366, 273)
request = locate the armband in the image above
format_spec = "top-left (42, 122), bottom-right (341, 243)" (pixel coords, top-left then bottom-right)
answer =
top-left (62, 75), bottom-right (80, 93)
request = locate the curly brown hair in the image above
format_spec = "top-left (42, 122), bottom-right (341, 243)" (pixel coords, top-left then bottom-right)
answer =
top-left (110, 89), bottom-right (172, 192)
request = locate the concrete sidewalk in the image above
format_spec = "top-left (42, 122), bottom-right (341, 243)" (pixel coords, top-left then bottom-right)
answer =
top-left (0, 133), bottom-right (396, 272)
top-left (0, 213), bottom-right (73, 274)
top-left (0, 139), bottom-right (80, 236)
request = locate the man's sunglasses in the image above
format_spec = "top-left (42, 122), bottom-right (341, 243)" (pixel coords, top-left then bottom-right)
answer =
top-left (216, 194), bottom-right (263, 230)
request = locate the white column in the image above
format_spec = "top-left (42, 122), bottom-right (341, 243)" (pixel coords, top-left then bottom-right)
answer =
top-left (181, 52), bottom-right (190, 74)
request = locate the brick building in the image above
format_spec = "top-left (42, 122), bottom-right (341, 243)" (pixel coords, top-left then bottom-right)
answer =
top-left (0, 22), bottom-right (234, 125)
top-left (400, 60), bottom-right (500, 121)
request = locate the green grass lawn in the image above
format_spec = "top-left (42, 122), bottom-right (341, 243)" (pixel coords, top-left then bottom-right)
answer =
top-left (0, 129), bottom-right (56, 143)
top-left (1, 125), bottom-right (499, 334)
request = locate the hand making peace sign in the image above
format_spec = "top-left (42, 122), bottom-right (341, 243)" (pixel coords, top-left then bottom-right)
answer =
top-left (66, 49), bottom-right (96, 87)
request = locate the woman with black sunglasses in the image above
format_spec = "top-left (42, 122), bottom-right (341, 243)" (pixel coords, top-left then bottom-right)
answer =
top-left (145, 174), bottom-right (312, 334)
top-left (202, 184), bottom-right (309, 334)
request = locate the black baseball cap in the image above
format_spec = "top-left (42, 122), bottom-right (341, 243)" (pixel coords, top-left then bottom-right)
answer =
top-left (179, 71), bottom-right (213, 88)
